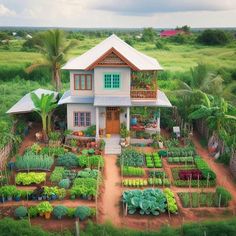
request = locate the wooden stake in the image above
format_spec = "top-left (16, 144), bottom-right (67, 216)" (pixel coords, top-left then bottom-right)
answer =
top-left (75, 220), bottom-right (80, 236)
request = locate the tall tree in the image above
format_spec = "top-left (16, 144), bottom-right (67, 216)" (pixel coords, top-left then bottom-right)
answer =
top-left (27, 29), bottom-right (76, 91)
top-left (31, 93), bottom-right (58, 141)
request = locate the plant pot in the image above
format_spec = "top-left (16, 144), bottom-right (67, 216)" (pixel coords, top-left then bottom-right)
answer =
top-left (72, 147), bottom-right (77, 153)
top-left (39, 212), bottom-right (44, 217)
top-left (14, 196), bottom-right (21, 201)
top-left (7, 196), bottom-right (13, 201)
top-left (87, 195), bottom-right (92, 201)
top-left (38, 196), bottom-right (43, 201)
top-left (44, 212), bottom-right (51, 219)
top-left (32, 196), bottom-right (37, 201)
top-left (42, 195), bottom-right (47, 200)
top-left (50, 194), bottom-right (57, 200)
top-left (0, 196), bottom-right (5, 203)
top-left (158, 142), bottom-right (164, 149)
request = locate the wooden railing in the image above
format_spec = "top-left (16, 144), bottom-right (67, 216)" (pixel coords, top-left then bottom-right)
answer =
top-left (131, 90), bottom-right (157, 99)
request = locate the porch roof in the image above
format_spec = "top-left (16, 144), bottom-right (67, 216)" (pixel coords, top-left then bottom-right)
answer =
top-left (94, 96), bottom-right (132, 107)
top-left (6, 88), bottom-right (58, 114)
top-left (131, 90), bottom-right (172, 107)
top-left (58, 90), bottom-right (94, 104)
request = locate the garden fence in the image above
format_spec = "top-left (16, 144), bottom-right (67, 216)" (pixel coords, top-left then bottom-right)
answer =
top-left (0, 142), bottom-right (12, 170)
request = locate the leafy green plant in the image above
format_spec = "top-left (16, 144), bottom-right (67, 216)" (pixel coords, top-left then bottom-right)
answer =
top-left (122, 189), bottom-right (167, 216)
top-left (57, 152), bottom-right (78, 168)
top-left (37, 201), bottom-right (53, 214)
top-left (77, 168), bottom-right (101, 180)
top-left (70, 139), bottom-right (77, 147)
top-left (15, 152), bottom-right (54, 171)
top-left (50, 167), bottom-right (65, 183)
top-left (74, 206), bottom-right (91, 220)
top-left (40, 146), bottom-right (66, 157)
top-left (215, 186), bottom-right (232, 207)
top-left (28, 206), bottom-right (38, 217)
top-left (58, 178), bottom-right (71, 189)
top-left (15, 172), bottom-right (46, 185)
top-left (121, 166), bottom-right (145, 177)
top-left (77, 155), bottom-right (104, 169)
top-left (118, 149), bottom-right (145, 167)
top-left (53, 205), bottom-right (68, 219)
top-left (48, 131), bottom-right (61, 141)
top-left (14, 206), bottom-right (28, 219)
top-left (163, 188), bottom-right (178, 214)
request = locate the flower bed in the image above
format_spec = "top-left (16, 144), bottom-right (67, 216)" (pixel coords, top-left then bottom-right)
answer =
top-left (178, 169), bottom-right (203, 180)
top-left (122, 188), bottom-right (177, 216)
top-left (15, 172), bottom-right (46, 185)
top-left (171, 167), bottom-right (216, 187)
top-left (118, 149), bottom-right (145, 167)
top-left (15, 153), bottom-right (54, 171)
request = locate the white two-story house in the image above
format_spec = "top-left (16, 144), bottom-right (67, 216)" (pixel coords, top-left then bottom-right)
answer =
top-left (59, 34), bottom-right (172, 140)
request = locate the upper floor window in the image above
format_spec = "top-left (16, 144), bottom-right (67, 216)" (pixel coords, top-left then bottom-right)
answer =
top-left (74, 74), bottom-right (92, 90)
top-left (104, 73), bottom-right (120, 89)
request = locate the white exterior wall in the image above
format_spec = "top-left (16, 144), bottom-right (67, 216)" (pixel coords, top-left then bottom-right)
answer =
top-left (94, 67), bottom-right (131, 96)
top-left (70, 70), bottom-right (94, 96)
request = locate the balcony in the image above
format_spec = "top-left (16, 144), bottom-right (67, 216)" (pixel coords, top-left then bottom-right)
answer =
top-left (131, 89), bottom-right (157, 100)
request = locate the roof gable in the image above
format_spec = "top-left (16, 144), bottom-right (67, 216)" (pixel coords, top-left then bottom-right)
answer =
top-left (62, 34), bottom-right (162, 71)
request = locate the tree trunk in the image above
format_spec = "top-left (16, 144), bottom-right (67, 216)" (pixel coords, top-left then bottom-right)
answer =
top-left (42, 115), bottom-right (48, 142)
top-left (47, 112), bottom-right (53, 134)
top-left (53, 67), bottom-right (62, 92)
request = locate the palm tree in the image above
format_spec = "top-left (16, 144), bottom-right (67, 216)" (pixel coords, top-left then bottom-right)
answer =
top-left (31, 93), bottom-right (58, 141)
top-left (27, 29), bottom-right (76, 91)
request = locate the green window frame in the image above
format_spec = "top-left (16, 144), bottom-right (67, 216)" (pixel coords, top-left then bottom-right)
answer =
top-left (104, 73), bottom-right (120, 89)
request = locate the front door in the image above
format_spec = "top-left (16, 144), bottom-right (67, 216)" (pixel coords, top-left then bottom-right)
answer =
top-left (106, 107), bottom-right (120, 134)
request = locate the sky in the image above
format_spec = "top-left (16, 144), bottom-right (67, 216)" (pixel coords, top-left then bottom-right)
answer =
top-left (0, 0), bottom-right (236, 28)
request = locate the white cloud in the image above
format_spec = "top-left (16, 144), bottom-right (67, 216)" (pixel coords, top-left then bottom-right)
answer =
top-left (0, 4), bottom-right (15, 16)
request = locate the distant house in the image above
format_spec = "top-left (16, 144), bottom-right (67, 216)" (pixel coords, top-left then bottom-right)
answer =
top-left (160, 30), bottom-right (186, 38)
top-left (26, 34), bottom-right (32, 39)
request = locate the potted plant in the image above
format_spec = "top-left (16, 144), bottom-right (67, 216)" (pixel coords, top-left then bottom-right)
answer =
top-left (37, 201), bottom-right (53, 219)
top-left (14, 190), bottom-right (21, 201)
top-left (70, 139), bottom-right (78, 153)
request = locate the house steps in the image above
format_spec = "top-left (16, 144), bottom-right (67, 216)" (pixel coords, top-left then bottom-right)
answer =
top-left (103, 135), bottom-right (121, 155)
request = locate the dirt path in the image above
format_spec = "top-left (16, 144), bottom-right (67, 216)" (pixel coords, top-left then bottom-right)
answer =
top-left (99, 154), bottom-right (122, 225)
top-left (192, 134), bottom-right (236, 206)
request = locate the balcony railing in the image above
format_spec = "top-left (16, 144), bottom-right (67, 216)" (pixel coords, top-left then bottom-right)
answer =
top-left (131, 90), bottom-right (157, 100)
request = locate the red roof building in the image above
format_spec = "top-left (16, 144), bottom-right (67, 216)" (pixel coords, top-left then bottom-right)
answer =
top-left (160, 30), bottom-right (185, 38)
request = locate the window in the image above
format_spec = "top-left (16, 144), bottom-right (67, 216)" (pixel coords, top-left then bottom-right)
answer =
top-left (104, 73), bottom-right (120, 89)
top-left (74, 74), bottom-right (92, 90)
top-left (74, 112), bottom-right (91, 127)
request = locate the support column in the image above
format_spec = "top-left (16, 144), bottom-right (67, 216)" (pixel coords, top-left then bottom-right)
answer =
top-left (96, 107), bottom-right (99, 139)
top-left (126, 107), bottom-right (130, 131)
top-left (157, 108), bottom-right (161, 134)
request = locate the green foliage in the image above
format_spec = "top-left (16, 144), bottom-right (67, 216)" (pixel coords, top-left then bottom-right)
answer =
top-left (77, 168), bottom-right (101, 179)
top-left (57, 152), bottom-right (78, 168)
top-left (48, 131), bottom-right (61, 141)
top-left (118, 149), bottom-right (145, 167)
top-left (122, 189), bottom-right (167, 216)
top-left (122, 179), bottom-right (148, 188)
top-left (166, 147), bottom-right (196, 157)
top-left (163, 188), bottom-right (178, 214)
top-left (28, 206), bottom-right (39, 218)
top-left (15, 152), bottom-right (54, 170)
top-left (217, 152), bottom-right (231, 165)
top-left (141, 28), bottom-right (156, 42)
top-left (58, 178), bottom-right (71, 189)
top-left (120, 123), bottom-right (129, 138)
top-left (74, 206), bottom-right (91, 221)
top-left (77, 155), bottom-right (104, 168)
top-left (83, 125), bottom-right (96, 137)
top-left (216, 186), bottom-right (232, 207)
top-left (197, 29), bottom-right (232, 45)
top-left (37, 201), bottom-right (53, 214)
top-left (167, 156), bottom-right (194, 164)
top-left (0, 185), bottom-right (17, 197)
top-left (40, 146), bottom-right (66, 157)
top-left (14, 206), bottom-right (28, 219)
top-left (15, 172), bottom-right (46, 185)
top-left (53, 205), bottom-right (68, 219)
top-left (121, 166), bottom-right (145, 177)
top-left (50, 167), bottom-right (65, 183)
top-left (70, 178), bottom-right (98, 198)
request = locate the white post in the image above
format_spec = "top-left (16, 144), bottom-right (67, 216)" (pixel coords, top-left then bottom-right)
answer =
top-left (126, 107), bottom-right (130, 131)
top-left (157, 108), bottom-right (160, 134)
top-left (96, 107), bottom-right (99, 139)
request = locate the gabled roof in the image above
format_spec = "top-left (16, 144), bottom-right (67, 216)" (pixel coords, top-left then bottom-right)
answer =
top-left (6, 88), bottom-right (58, 114)
top-left (62, 34), bottom-right (163, 71)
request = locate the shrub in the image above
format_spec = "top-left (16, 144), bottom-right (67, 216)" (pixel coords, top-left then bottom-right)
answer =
top-left (28, 206), bottom-right (38, 217)
top-left (58, 178), bottom-right (70, 189)
top-left (74, 206), bottom-right (91, 220)
top-left (37, 201), bottom-right (53, 214)
top-left (50, 167), bottom-right (65, 183)
top-left (53, 205), bottom-right (68, 219)
top-left (14, 206), bottom-right (27, 219)
top-left (57, 152), bottom-right (78, 168)
top-left (67, 207), bottom-right (76, 218)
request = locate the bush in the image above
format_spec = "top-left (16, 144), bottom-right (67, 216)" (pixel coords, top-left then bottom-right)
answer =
top-left (58, 178), bottom-right (70, 189)
top-left (14, 206), bottom-right (28, 219)
top-left (74, 206), bottom-right (91, 220)
top-left (57, 152), bottom-right (78, 168)
top-left (50, 167), bottom-right (65, 183)
top-left (197, 29), bottom-right (231, 45)
top-left (53, 205), bottom-right (68, 219)
top-left (28, 206), bottom-right (38, 217)
top-left (67, 208), bottom-right (76, 218)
